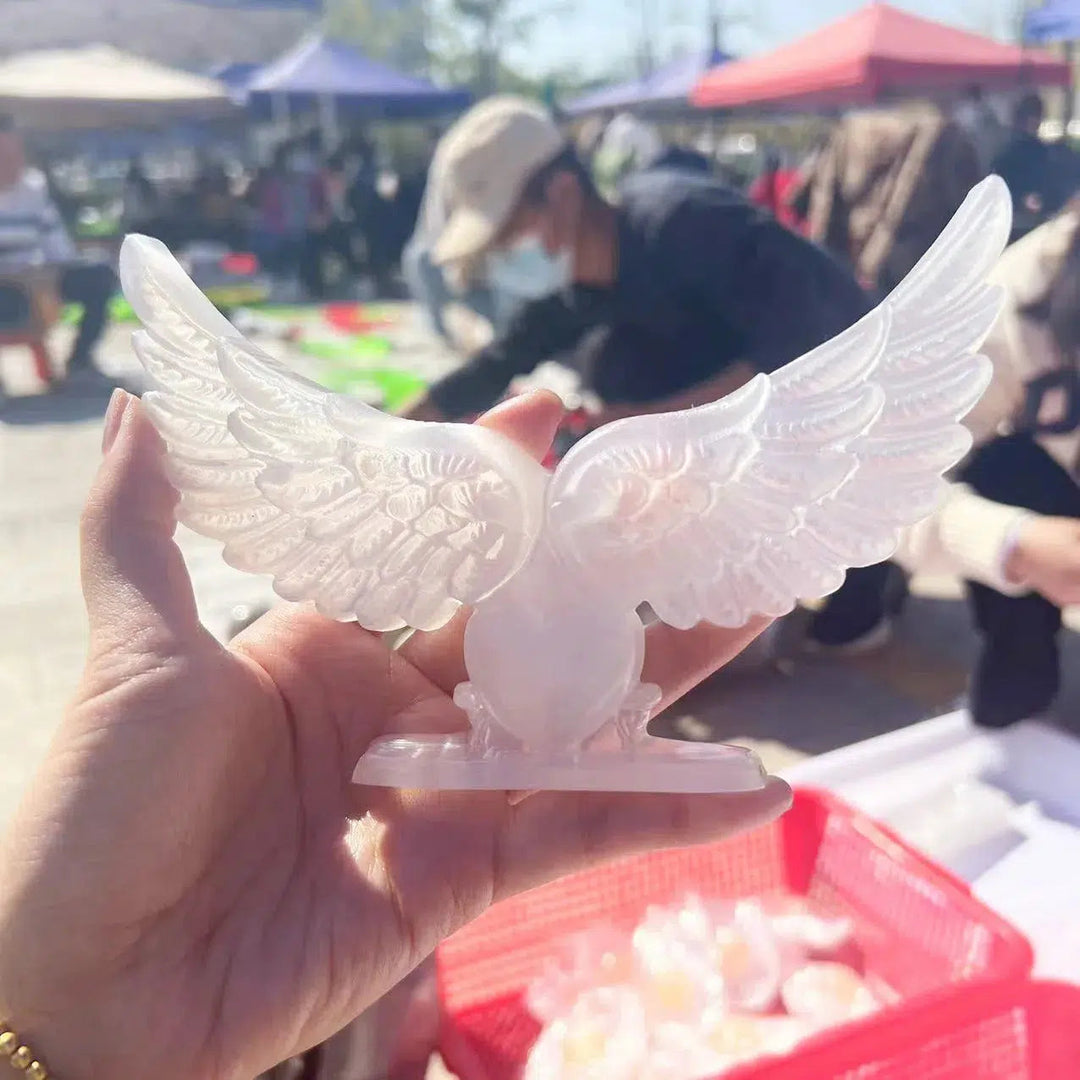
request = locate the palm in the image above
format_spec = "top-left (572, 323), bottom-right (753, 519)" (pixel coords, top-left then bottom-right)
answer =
top-left (0, 392), bottom-right (788, 1080)
top-left (6, 602), bottom-right (511, 1078)
top-left (207, 612), bottom-right (512, 1078)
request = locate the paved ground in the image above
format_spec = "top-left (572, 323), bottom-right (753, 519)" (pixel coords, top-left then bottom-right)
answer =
top-left (2, 314), bottom-right (1079, 826)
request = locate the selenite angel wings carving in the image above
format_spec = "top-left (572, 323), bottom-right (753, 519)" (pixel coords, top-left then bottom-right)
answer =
top-left (120, 175), bottom-right (1010, 784)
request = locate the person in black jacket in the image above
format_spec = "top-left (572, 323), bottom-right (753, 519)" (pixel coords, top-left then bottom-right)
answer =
top-left (403, 97), bottom-right (869, 424)
top-left (993, 93), bottom-right (1077, 243)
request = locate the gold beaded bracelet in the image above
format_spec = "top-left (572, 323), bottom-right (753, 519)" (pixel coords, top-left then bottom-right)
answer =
top-left (0, 1024), bottom-right (50, 1079)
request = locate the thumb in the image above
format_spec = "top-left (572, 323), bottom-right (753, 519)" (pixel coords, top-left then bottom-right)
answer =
top-left (474, 388), bottom-right (564, 457)
top-left (80, 390), bottom-right (203, 657)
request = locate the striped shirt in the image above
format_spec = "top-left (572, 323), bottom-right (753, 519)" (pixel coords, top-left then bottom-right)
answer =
top-left (0, 169), bottom-right (75, 272)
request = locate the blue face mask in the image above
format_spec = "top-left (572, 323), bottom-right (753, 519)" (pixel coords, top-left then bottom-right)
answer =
top-left (487, 235), bottom-right (572, 301)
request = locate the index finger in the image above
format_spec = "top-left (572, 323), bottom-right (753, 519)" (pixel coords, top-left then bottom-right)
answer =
top-left (492, 777), bottom-right (793, 901)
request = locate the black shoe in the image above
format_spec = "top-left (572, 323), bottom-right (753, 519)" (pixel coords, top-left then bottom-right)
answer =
top-left (969, 642), bottom-right (1060, 728)
top-left (806, 563), bottom-right (908, 652)
top-left (803, 616), bottom-right (894, 656)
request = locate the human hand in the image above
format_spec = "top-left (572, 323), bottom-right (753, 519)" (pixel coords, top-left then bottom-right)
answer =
top-left (0, 389), bottom-right (789, 1080)
top-left (1005, 514), bottom-right (1080, 606)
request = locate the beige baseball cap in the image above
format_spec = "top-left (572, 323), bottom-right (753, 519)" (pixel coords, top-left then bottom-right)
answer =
top-left (431, 96), bottom-right (567, 267)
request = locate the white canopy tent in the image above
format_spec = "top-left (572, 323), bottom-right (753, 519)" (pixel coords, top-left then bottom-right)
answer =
top-left (0, 45), bottom-right (236, 129)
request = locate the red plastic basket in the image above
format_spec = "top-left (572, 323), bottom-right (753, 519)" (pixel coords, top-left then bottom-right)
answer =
top-left (436, 789), bottom-right (1033, 1079)
top-left (742, 980), bottom-right (1080, 1079)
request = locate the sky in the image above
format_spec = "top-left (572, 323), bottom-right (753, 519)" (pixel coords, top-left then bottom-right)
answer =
top-left (508, 0), bottom-right (1024, 80)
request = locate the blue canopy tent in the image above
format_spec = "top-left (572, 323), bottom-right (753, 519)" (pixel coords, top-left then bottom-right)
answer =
top-left (1023, 2), bottom-right (1079, 128)
top-left (1024, 0), bottom-right (1080, 42)
top-left (208, 61), bottom-right (263, 100)
top-left (245, 35), bottom-right (471, 124)
top-left (210, 61), bottom-right (262, 86)
top-left (566, 47), bottom-right (732, 116)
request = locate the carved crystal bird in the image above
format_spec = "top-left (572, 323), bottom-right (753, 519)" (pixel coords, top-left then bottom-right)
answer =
top-left (119, 176), bottom-right (1010, 792)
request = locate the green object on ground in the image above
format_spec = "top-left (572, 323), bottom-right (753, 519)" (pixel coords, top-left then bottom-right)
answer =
top-left (318, 366), bottom-right (428, 412)
top-left (298, 336), bottom-right (392, 363)
top-left (75, 219), bottom-right (121, 239)
top-left (63, 297), bottom-right (139, 325)
top-left (110, 295), bottom-right (137, 322)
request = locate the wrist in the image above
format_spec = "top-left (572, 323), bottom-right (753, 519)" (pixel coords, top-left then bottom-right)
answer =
top-left (0, 987), bottom-right (85, 1080)
top-left (0, 1022), bottom-right (50, 1080)
top-left (0, 926), bottom-right (215, 1080)
top-left (0, 943), bottom-right (124, 1080)
top-left (0, 1003), bottom-right (164, 1080)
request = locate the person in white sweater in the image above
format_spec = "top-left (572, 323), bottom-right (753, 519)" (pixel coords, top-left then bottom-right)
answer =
top-left (0, 114), bottom-right (115, 378)
top-left (812, 203), bottom-right (1080, 726)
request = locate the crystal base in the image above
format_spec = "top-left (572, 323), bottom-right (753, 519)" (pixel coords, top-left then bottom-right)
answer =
top-left (352, 734), bottom-right (767, 793)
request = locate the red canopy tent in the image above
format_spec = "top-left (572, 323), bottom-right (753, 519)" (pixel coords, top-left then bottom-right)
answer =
top-left (692, 2), bottom-right (1071, 110)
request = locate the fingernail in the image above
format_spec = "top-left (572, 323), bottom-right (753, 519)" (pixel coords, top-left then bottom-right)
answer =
top-left (778, 778), bottom-right (795, 810)
top-left (101, 389), bottom-right (131, 455)
top-left (693, 777), bottom-right (793, 836)
top-left (483, 394), bottom-right (525, 420)
top-left (754, 778), bottom-right (795, 823)
top-left (488, 390), bottom-right (563, 419)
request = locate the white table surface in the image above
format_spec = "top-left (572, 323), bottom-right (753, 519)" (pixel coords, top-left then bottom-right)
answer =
top-left (782, 712), bottom-right (1080, 982)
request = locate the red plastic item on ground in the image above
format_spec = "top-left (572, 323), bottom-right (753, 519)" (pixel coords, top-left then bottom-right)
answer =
top-left (323, 302), bottom-right (394, 335)
top-left (220, 252), bottom-right (259, 276)
top-left (436, 789), bottom-right (1033, 1079)
top-left (745, 980), bottom-right (1080, 1080)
